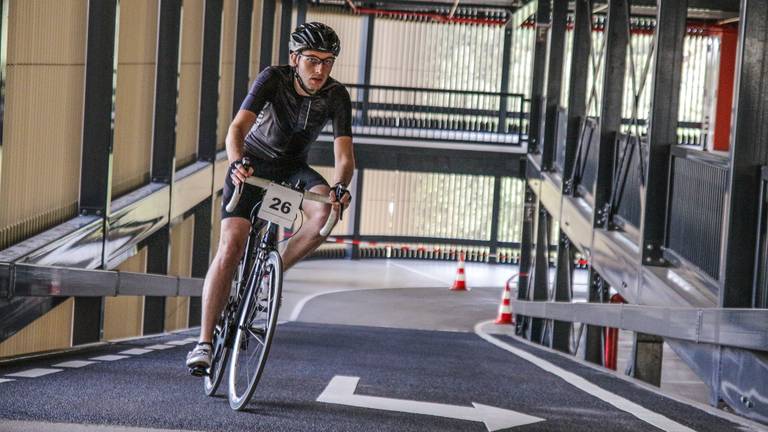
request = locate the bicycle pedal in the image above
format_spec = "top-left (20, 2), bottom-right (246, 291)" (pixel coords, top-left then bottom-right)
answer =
top-left (189, 366), bottom-right (209, 377)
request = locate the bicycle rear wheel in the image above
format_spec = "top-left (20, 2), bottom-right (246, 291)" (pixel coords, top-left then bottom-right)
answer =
top-left (227, 250), bottom-right (283, 410)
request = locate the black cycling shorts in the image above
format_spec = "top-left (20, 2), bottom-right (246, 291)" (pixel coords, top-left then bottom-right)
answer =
top-left (221, 160), bottom-right (329, 220)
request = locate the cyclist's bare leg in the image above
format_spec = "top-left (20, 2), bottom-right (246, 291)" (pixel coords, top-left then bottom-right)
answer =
top-left (198, 217), bottom-right (251, 344)
top-left (281, 184), bottom-right (332, 270)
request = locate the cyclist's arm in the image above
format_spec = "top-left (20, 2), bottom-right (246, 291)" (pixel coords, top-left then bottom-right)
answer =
top-left (332, 136), bottom-right (354, 189)
top-left (226, 110), bottom-right (257, 164)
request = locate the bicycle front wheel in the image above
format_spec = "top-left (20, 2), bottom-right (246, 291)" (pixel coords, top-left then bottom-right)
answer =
top-left (203, 297), bottom-right (236, 396)
top-left (227, 250), bottom-right (283, 410)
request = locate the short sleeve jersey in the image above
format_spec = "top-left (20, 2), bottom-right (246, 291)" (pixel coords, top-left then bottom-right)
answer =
top-left (240, 66), bottom-right (352, 164)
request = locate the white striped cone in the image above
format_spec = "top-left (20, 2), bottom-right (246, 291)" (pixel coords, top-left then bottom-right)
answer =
top-left (495, 279), bottom-right (513, 324)
top-left (450, 252), bottom-right (468, 290)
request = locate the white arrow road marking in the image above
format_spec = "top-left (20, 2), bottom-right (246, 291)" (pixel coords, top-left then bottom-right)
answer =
top-left (317, 375), bottom-right (545, 431)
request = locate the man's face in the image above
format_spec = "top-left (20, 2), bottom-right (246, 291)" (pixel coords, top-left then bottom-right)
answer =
top-left (290, 49), bottom-right (335, 93)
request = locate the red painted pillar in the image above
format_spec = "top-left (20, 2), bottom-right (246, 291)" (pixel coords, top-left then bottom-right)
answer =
top-left (604, 294), bottom-right (625, 370)
top-left (712, 25), bottom-right (738, 152)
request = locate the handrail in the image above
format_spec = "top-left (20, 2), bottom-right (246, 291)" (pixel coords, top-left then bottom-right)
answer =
top-left (0, 262), bottom-right (203, 298)
top-left (511, 298), bottom-right (768, 352)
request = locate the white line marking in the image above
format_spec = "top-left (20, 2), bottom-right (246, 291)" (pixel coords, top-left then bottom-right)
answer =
top-left (6, 368), bottom-right (63, 378)
top-left (0, 378), bottom-right (15, 384)
top-left (474, 321), bottom-right (696, 432)
top-left (164, 340), bottom-right (192, 346)
top-left (317, 375), bottom-right (544, 431)
top-left (144, 344), bottom-right (173, 350)
top-left (119, 348), bottom-right (152, 355)
top-left (52, 360), bottom-right (96, 368)
top-left (289, 289), bottom-right (356, 321)
top-left (388, 262), bottom-right (453, 285)
top-left (89, 355), bottom-right (129, 361)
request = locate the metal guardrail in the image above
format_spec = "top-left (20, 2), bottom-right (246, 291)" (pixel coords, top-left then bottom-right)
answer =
top-left (511, 299), bottom-right (768, 352)
top-left (0, 263), bottom-right (203, 298)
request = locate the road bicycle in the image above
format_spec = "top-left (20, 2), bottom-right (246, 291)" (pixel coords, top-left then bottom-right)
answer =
top-left (191, 174), bottom-right (338, 410)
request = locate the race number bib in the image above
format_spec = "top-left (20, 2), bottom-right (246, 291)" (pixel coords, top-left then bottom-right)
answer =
top-left (258, 183), bottom-right (303, 229)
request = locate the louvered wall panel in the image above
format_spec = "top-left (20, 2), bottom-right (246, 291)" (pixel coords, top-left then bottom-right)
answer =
top-left (103, 248), bottom-right (147, 341)
top-left (0, 298), bottom-right (74, 358)
top-left (165, 215), bottom-right (195, 331)
top-left (217, 0), bottom-right (237, 150)
top-left (112, 0), bottom-right (158, 197)
top-left (305, 7), bottom-right (363, 84)
top-left (176, 0), bottom-right (204, 168)
top-left (0, 0), bottom-right (86, 248)
top-left (360, 170), bottom-right (495, 241)
top-left (249, 0), bottom-right (264, 79)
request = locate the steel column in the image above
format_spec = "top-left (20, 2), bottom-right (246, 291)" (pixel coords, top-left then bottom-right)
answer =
top-left (628, 332), bottom-right (663, 386)
top-left (188, 200), bottom-right (213, 326)
top-left (593, 0), bottom-right (629, 228)
top-left (516, 172), bottom-right (536, 336)
top-left (529, 206), bottom-right (551, 343)
top-left (497, 24), bottom-right (512, 133)
top-left (72, 297), bottom-right (103, 345)
top-left (152, 0), bottom-right (182, 183)
top-left (232, 0), bottom-right (254, 118)
top-left (278, 0), bottom-right (293, 65)
top-left (144, 227), bottom-right (170, 335)
top-left (489, 176), bottom-right (502, 263)
top-left (295, 0), bottom-right (307, 26)
top-left (0, 0), bottom-right (7, 199)
top-left (259, 0), bottom-right (276, 70)
top-left (542, 0), bottom-right (569, 171)
top-left (79, 0), bottom-right (118, 218)
top-left (358, 14), bottom-right (375, 125)
top-left (349, 169), bottom-right (364, 260)
top-left (584, 270), bottom-right (607, 364)
top-left (721, 0), bottom-right (768, 307)
top-left (640, 0), bottom-right (687, 265)
top-left (527, 0), bottom-right (551, 155)
top-left (563, 0), bottom-right (592, 189)
top-left (552, 232), bottom-right (573, 352)
top-left (198, 0), bottom-right (223, 162)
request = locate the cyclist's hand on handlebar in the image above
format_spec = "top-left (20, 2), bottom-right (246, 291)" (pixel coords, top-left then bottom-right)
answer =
top-left (330, 183), bottom-right (351, 220)
top-left (230, 157), bottom-right (253, 186)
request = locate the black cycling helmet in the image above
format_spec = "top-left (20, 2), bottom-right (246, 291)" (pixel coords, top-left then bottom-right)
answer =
top-left (289, 22), bottom-right (341, 56)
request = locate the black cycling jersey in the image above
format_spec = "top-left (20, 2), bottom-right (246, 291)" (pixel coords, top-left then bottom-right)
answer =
top-left (240, 65), bottom-right (352, 164)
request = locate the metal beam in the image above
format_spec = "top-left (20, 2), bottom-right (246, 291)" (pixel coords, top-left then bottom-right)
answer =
top-left (563, 0), bottom-right (592, 190)
top-left (279, 0), bottom-right (293, 64)
top-left (233, 0), bottom-right (254, 118)
top-left (489, 176), bottom-right (502, 262)
top-left (358, 13), bottom-right (375, 124)
top-left (628, 332), bottom-right (663, 386)
top-left (584, 270), bottom-right (608, 364)
top-left (80, 0), bottom-right (118, 219)
top-left (527, 0), bottom-right (550, 155)
top-left (198, 0), bottom-right (223, 162)
top-left (260, 0), bottom-right (277, 70)
top-left (640, 0), bottom-right (687, 266)
top-left (295, 0), bottom-right (307, 25)
top-left (497, 24), bottom-right (512, 133)
top-left (144, 227), bottom-right (171, 334)
top-left (152, 0), bottom-right (182, 183)
top-left (552, 232), bottom-right (573, 352)
top-left (349, 169), bottom-right (364, 259)
top-left (541, 0), bottom-right (568, 171)
top-left (592, 0), bottom-right (628, 228)
top-left (720, 0), bottom-right (768, 307)
top-left (509, 299), bottom-right (768, 351)
top-left (529, 205), bottom-right (551, 342)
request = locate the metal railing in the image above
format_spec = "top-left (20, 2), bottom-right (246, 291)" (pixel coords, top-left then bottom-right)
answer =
top-left (666, 146), bottom-right (729, 280)
top-left (330, 84), bottom-right (529, 144)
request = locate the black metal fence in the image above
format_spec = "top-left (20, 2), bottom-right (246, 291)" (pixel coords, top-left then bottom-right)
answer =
top-left (666, 146), bottom-right (728, 280)
top-left (333, 84), bottom-right (528, 144)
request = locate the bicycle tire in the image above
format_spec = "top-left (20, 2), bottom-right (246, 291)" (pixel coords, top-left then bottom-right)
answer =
top-left (227, 250), bottom-right (283, 410)
top-left (203, 299), bottom-right (235, 396)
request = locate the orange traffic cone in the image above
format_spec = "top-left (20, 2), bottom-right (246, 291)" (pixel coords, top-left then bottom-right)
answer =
top-left (495, 277), bottom-right (515, 324)
top-left (451, 252), bottom-right (468, 291)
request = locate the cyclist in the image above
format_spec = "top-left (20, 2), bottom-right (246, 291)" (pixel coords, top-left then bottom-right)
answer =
top-left (186, 22), bottom-right (354, 371)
